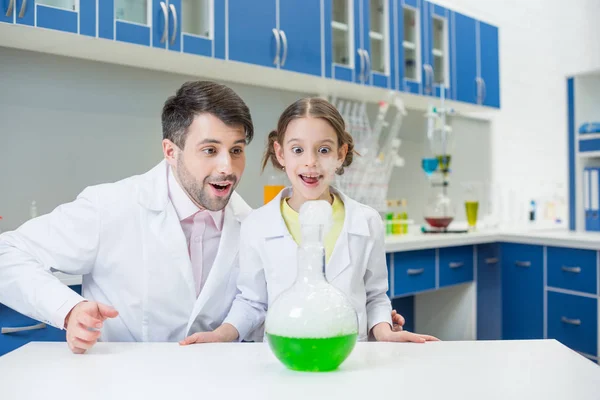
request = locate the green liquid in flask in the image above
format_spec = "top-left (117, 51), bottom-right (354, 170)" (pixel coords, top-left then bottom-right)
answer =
top-left (266, 333), bottom-right (358, 372)
top-left (436, 154), bottom-right (452, 174)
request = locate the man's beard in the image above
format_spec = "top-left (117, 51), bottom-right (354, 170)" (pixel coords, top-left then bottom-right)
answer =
top-left (176, 157), bottom-right (237, 212)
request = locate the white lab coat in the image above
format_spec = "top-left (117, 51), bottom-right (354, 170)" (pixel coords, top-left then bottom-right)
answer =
top-left (224, 187), bottom-right (393, 342)
top-left (0, 160), bottom-right (252, 342)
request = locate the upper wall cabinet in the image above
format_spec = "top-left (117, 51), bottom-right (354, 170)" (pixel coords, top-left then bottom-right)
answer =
top-left (1, 0), bottom-right (96, 35)
top-left (325, 0), bottom-right (394, 88)
top-left (227, 0), bottom-right (322, 77)
top-left (98, 0), bottom-right (223, 57)
top-left (0, 0), bottom-right (500, 109)
top-left (453, 11), bottom-right (500, 107)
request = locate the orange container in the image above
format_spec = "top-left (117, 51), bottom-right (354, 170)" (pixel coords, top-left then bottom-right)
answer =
top-left (264, 185), bottom-right (285, 204)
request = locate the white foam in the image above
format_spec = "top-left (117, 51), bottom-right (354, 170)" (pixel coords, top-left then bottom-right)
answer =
top-left (265, 282), bottom-right (358, 338)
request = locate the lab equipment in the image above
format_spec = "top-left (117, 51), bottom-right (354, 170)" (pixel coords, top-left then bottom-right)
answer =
top-left (265, 200), bottom-right (358, 372)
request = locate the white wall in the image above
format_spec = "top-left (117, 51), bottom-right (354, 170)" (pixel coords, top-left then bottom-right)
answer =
top-left (431, 0), bottom-right (600, 226)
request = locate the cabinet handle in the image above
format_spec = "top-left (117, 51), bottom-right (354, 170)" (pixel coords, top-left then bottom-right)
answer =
top-left (561, 266), bottom-right (581, 274)
top-left (1, 322), bottom-right (47, 334)
top-left (561, 317), bottom-right (581, 326)
top-left (279, 29), bottom-right (288, 67)
top-left (407, 268), bottom-right (424, 276)
top-left (449, 262), bottom-right (464, 269)
top-left (357, 49), bottom-right (366, 82)
top-left (485, 257), bottom-right (499, 265)
top-left (515, 260), bottom-right (531, 268)
top-left (481, 78), bottom-right (487, 104)
top-left (272, 28), bottom-right (280, 65)
top-left (475, 77), bottom-right (484, 104)
top-left (364, 50), bottom-right (371, 82)
top-left (5, 0), bottom-right (14, 17)
top-left (159, 2), bottom-right (168, 44)
top-left (17, 0), bottom-right (26, 18)
top-left (169, 3), bottom-right (177, 46)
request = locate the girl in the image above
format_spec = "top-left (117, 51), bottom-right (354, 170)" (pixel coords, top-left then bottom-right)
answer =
top-left (182, 98), bottom-right (438, 344)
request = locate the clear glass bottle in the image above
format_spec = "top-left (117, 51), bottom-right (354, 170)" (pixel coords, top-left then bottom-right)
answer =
top-left (265, 200), bottom-right (358, 372)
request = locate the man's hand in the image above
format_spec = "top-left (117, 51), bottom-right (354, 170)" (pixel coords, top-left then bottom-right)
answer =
top-left (392, 309), bottom-right (405, 332)
top-left (372, 322), bottom-right (440, 343)
top-left (64, 301), bottom-right (119, 354)
top-left (179, 323), bottom-right (239, 345)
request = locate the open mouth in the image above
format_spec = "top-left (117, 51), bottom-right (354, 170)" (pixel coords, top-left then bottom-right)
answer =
top-left (208, 181), bottom-right (233, 196)
top-left (299, 173), bottom-right (322, 187)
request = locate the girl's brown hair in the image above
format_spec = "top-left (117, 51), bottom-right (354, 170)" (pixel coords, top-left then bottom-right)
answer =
top-left (261, 97), bottom-right (356, 175)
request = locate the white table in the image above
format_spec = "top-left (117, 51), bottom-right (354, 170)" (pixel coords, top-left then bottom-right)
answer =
top-left (1, 340), bottom-right (599, 399)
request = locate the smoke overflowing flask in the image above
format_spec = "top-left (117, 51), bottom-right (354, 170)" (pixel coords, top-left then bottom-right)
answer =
top-left (265, 200), bottom-right (359, 372)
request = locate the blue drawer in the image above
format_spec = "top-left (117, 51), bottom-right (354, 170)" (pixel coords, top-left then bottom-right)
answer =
top-left (547, 247), bottom-right (597, 295)
top-left (548, 291), bottom-right (598, 357)
top-left (393, 249), bottom-right (436, 296)
top-left (0, 285), bottom-right (82, 357)
top-left (439, 246), bottom-right (474, 287)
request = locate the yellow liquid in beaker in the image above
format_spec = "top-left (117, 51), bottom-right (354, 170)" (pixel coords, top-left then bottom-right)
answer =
top-left (436, 155), bottom-right (452, 174)
top-left (465, 201), bottom-right (479, 228)
top-left (264, 185), bottom-right (285, 204)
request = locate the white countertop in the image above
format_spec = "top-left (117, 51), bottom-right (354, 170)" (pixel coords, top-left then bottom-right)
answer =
top-left (1, 340), bottom-right (598, 399)
top-left (384, 228), bottom-right (600, 252)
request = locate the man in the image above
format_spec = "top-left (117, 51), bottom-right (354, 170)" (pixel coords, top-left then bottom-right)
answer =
top-left (0, 81), bottom-right (404, 354)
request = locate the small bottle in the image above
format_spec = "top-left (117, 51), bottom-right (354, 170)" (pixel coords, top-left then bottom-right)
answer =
top-left (529, 200), bottom-right (536, 222)
top-left (399, 199), bottom-right (409, 234)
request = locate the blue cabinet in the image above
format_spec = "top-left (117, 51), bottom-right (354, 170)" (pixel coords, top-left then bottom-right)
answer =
top-left (2, 0), bottom-right (95, 35)
top-left (0, 285), bottom-right (82, 357)
top-left (393, 249), bottom-right (436, 296)
top-left (327, 0), bottom-right (394, 86)
top-left (278, 0), bottom-right (322, 77)
top-left (453, 12), bottom-right (477, 104)
top-left (438, 245), bottom-right (474, 287)
top-left (396, 0), bottom-right (422, 94)
top-left (99, 0), bottom-right (174, 48)
top-left (548, 291), bottom-right (597, 357)
top-left (420, 2), bottom-right (451, 98)
top-left (452, 12), bottom-right (500, 108)
top-left (228, 0), bottom-right (277, 68)
top-left (476, 243), bottom-right (501, 340)
top-left (479, 21), bottom-right (500, 108)
top-left (501, 243), bottom-right (544, 340)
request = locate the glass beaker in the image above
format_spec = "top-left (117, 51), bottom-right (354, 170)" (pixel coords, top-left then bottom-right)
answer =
top-left (463, 182), bottom-right (480, 231)
top-left (263, 166), bottom-right (286, 204)
top-left (424, 188), bottom-right (456, 230)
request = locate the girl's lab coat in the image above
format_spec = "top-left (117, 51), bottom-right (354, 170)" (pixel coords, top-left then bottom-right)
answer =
top-left (224, 187), bottom-right (393, 341)
top-left (0, 161), bottom-right (252, 342)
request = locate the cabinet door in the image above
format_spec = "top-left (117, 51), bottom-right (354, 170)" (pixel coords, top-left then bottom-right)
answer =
top-left (548, 291), bottom-right (597, 357)
top-left (179, 0), bottom-right (217, 57)
top-left (430, 3), bottom-right (450, 99)
top-left (479, 21), bottom-right (500, 108)
top-left (353, 0), bottom-right (367, 83)
top-left (453, 11), bottom-right (477, 104)
top-left (228, 0), bottom-right (277, 68)
top-left (477, 243), bottom-right (501, 340)
top-left (99, 0), bottom-right (157, 47)
top-left (501, 243), bottom-right (544, 340)
top-left (326, 0), bottom-right (356, 82)
top-left (1, 0), bottom-right (14, 24)
top-left (365, 0), bottom-right (394, 88)
top-left (279, 0), bottom-right (322, 77)
top-left (13, 0), bottom-right (94, 34)
top-left (397, 0), bottom-right (421, 94)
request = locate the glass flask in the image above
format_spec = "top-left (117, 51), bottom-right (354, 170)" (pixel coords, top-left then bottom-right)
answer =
top-left (424, 189), bottom-right (456, 229)
top-left (265, 200), bottom-right (358, 372)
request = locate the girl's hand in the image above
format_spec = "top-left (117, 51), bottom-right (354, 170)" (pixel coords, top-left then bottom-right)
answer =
top-left (372, 322), bottom-right (440, 343)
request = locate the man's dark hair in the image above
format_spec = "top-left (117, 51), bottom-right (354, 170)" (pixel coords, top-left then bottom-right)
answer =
top-left (162, 81), bottom-right (254, 148)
